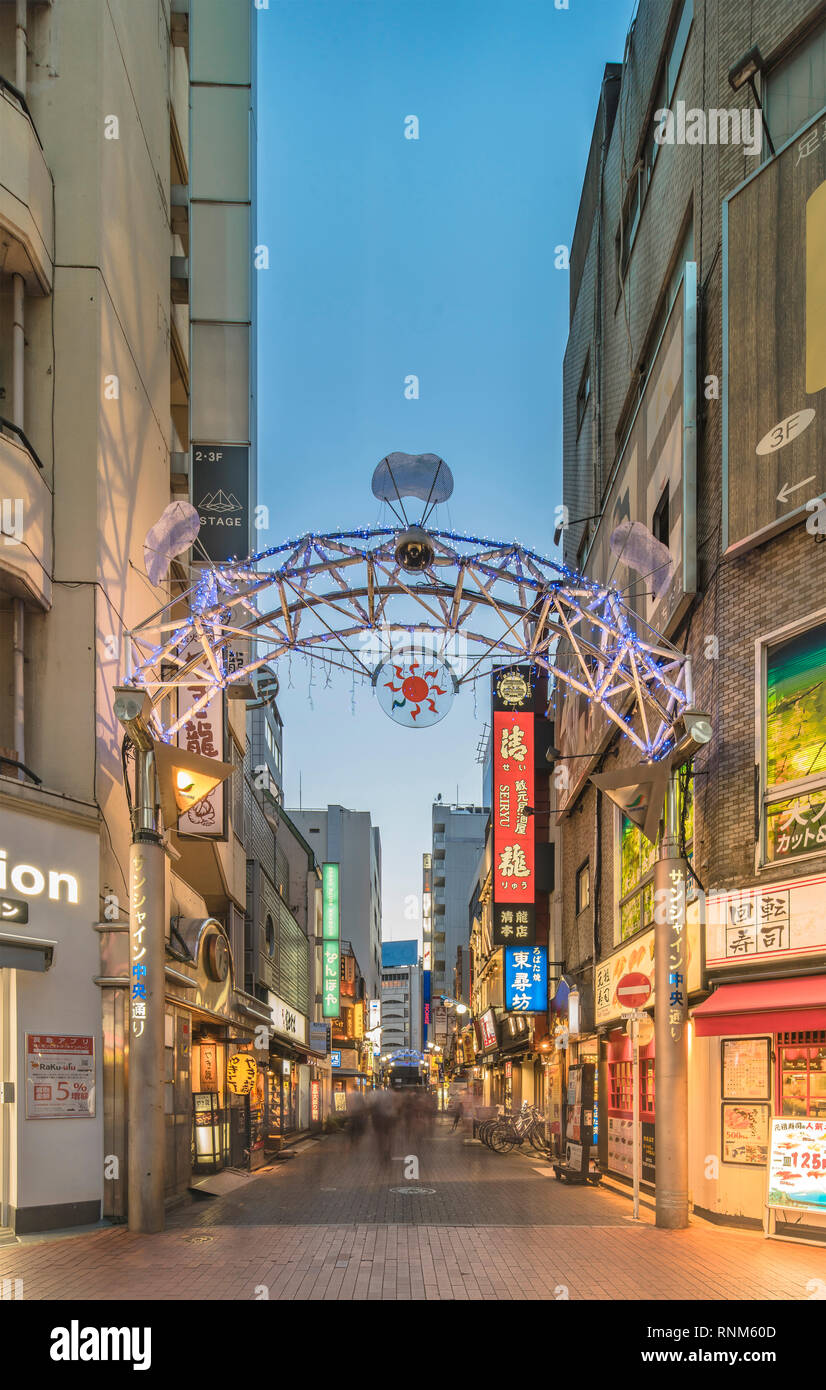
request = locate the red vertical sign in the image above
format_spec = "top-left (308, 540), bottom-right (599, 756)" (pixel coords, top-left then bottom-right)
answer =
top-left (492, 668), bottom-right (536, 946)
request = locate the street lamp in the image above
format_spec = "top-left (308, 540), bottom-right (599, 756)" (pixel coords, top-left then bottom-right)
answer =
top-left (728, 45), bottom-right (776, 156)
top-left (113, 686), bottom-right (232, 1233)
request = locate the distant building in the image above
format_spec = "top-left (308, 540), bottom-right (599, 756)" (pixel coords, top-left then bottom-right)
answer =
top-left (431, 801), bottom-right (488, 1002)
top-left (380, 939), bottom-right (422, 1055)
top-left (289, 805), bottom-right (382, 1000)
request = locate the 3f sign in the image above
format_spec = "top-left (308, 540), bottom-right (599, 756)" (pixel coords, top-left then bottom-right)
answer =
top-left (0, 850), bottom-right (79, 903)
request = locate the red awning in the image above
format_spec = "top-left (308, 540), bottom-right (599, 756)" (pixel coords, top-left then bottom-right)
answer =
top-left (692, 975), bottom-right (826, 1037)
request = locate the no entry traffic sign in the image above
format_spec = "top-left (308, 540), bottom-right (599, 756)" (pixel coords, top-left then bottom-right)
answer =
top-left (617, 972), bottom-right (651, 1010)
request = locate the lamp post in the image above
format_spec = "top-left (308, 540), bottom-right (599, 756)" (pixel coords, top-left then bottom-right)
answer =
top-left (654, 772), bottom-right (688, 1230)
top-left (114, 687), bottom-right (232, 1233)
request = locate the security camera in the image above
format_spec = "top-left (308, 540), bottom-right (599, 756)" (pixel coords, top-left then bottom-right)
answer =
top-left (672, 708), bottom-right (713, 762)
top-left (113, 686), bottom-right (154, 750)
top-left (394, 526), bottom-right (435, 572)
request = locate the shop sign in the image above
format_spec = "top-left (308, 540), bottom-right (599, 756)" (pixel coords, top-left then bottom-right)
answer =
top-left (461, 1030), bottom-right (475, 1065)
top-left (0, 850), bottom-right (80, 905)
top-left (334, 1091), bottom-right (347, 1112)
top-left (175, 641), bottom-right (226, 837)
top-left (322, 863), bottom-right (340, 1020)
top-left (191, 443), bottom-right (251, 563)
top-left (607, 1117), bottom-right (655, 1183)
top-left (722, 1103), bottom-right (771, 1166)
top-left (492, 667), bottom-right (536, 945)
top-left (200, 1042), bottom-right (219, 1092)
top-left (595, 906), bottom-right (702, 1026)
top-left (705, 874), bottom-right (826, 970)
top-left (767, 1117), bottom-right (826, 1212)
top-left (369, 999), bottom-right (381, 1030)
top-left (309, 1022), bottom-right (328, 1055)
top-left (331, 1050), bottom-right (342, 1068)
top-left (504, 945), bottom-right (547, 1013)
top-left (269, 993), bottom-right (308, 1044)
top-left (479, 1008), bottom-right (498, 1052)
top-left (227, 1053), bottom-right (257, 1096)
top-left (26, 1035), bottom-right (95, 1119)
top-left (311, 1079), bottom-right (321, 1122)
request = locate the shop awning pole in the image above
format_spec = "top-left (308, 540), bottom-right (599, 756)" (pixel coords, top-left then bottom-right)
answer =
top-left (654, 771), bottom-right (689, 1230)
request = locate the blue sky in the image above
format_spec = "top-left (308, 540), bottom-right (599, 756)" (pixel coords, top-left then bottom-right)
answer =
top-left (256, 0), bottom-right (635, 945)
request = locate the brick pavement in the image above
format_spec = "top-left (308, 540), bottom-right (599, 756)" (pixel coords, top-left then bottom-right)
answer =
top-left (0, 1121), bottom-right (820, 1300)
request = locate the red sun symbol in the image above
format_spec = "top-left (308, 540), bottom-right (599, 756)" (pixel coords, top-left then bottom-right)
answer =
top-left (384, 661), bottom-right (446, 721)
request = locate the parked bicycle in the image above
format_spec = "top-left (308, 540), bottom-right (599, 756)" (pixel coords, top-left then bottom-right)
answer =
top-left (480, 1103), bottom-right (551, 1156)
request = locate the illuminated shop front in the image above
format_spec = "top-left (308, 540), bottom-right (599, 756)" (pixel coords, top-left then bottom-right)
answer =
top-left (0, 805), bottom-right (101, 1234)
top-left (267, 991), bottom-right (311, 1142)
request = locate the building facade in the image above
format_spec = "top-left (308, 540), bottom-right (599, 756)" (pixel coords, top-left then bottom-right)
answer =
top-left (556, 0), bottom-right (826, 1232)
top-left (290, 805), bottom-right (383, 1002)
top-left (380, 939), bottom-right (422, 1056)
top-left (0, 0), bottom-right (269, 1234)
top-left (431, 801), bottom-right (488, 1003)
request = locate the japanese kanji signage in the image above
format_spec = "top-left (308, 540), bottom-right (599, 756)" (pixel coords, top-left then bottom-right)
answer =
top-left (724, 113), bottom-right (826, 553)
top-left (227, 1053), bottom-right (257, 1096)
top-left (504, 945), bottom-right (547, 1013)
top-left (595, 903), bottom-right (702, 1026)
top-left (177, 641), bottom-right (226, 838)
top-left (322, 862), bottom-right (340, 1020)
top-left (705, 874), bottom-right (826, 970)
top-left (492, 667), bottom-right (536, 945)
top-left (26, 1035), bottom-right (95, 1119)
top-left (663, 865), bottom-right (687, 1042)
top-left (130, 852), bottom-right (149, 1041)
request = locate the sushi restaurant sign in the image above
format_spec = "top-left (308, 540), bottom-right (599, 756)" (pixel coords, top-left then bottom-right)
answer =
top-left (767, 1118), bottom-right (826, 1214)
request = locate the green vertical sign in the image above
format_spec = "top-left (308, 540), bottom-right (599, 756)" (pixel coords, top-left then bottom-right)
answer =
top-left (322, 862), bottom-right (340, 1020)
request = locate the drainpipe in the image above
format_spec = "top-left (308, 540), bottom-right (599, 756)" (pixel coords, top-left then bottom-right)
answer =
top-left (16, 0), bottom-right (27, 92)
top-left (12, 273), bottom-right (26, 775)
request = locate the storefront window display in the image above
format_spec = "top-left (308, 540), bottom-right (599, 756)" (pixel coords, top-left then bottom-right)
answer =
top-left (619, 779), bottom-right (693, 940)
top-left (778, 1032), bottom-right (826, 1118)
top-left (763, 619), bottom-right (826, 863)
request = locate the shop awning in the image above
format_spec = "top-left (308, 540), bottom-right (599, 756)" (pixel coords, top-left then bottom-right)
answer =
top-left (0, 930), bottom-right (56, 973)
top-left (693, 976), bottom-right (826, 1037)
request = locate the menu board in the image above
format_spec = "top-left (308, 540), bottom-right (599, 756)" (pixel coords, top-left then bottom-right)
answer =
top-left (26, 1035), bottom-right (95, 1119)
top-left (768, 1117), bottom-right (826, 1212)
top-left (722, 1037), bottom-right (770, 1099)
top-left (722, 1103), bottom-right (771, 1165)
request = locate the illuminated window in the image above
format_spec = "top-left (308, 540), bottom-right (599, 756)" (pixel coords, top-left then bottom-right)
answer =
top-left (761, 618), bottom-right (826, 864)
top-left (778, 1032), bottom-right (826, 1119)
top-left (618, 778), bottom-right (693, 941)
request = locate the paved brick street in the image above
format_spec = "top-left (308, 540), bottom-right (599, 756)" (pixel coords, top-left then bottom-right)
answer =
top-left (0, 1121), bottom-right (820, 1301)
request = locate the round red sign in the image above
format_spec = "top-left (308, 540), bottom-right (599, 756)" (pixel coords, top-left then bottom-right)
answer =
top-left (616, 972), bottom-right (652, 1010)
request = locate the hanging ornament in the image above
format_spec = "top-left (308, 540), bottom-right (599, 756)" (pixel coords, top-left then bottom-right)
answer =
top-left (372, 656), bottom-right (458, 728)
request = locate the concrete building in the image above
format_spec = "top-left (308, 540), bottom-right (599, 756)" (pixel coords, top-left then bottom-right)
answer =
top-left (380, 939), bottom-right (422, 1055)
top-left (289, 805), bottom-right (383, 1002)
top-left (556, 0), bottom-right (826, 1231)
top-left (431, 801), bottom-right (487, 1002)
top-left (0, 0), bottom-right (263, 1235)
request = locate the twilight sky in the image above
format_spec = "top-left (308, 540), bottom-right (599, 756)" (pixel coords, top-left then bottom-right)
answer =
top-left (256, 0), bottom-right (635, 945)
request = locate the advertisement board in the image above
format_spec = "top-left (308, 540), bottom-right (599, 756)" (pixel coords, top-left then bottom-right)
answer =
top-left (479, 1008), bottom-right (498, 1052)
top-left (492, 667), bottom-right (536, 945)
top-left (26, 1035), bottom-right (95, 1119)
top-left (705, 874), bottom-right (826, 970)
top-left (767, 1117), bottom-right (826, 1213)
top-left (724, 112), bottom-right (826, 553)
top-left (557, 268), bottom-right (697, 809)
top-left (175, 641), bottom-right (227, 837)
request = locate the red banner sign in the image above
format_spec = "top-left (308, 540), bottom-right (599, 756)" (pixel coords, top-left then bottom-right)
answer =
top-left (493, 709), bottom-right (535, 907)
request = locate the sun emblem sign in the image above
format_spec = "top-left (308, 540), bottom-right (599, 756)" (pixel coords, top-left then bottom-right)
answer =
top-left (373, 656), bottom-right (458, 728)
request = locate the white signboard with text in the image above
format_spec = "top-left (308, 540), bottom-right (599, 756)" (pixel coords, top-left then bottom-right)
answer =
top-left (26, 1034), bottom-right (95, 1118)
top-left (706, 873), bottom-right (826, 969)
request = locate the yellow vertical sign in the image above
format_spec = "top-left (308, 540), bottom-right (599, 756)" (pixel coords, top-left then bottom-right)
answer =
top-left (806, 179), bottom-right (826, 395)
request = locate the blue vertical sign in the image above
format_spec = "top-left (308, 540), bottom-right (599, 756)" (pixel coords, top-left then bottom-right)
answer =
top-left (505, 945), bottom-right (547, 1013)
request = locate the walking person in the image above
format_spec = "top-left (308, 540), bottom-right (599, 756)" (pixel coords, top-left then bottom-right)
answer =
top-left (451, 1096), bottom-right (465, 1132)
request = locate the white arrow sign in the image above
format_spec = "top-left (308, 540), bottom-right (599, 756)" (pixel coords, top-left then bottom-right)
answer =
top-left (777, 476), bottom-right (816, 504)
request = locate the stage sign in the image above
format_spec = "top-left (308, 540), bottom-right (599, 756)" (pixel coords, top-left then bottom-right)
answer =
top-left (492, 667), bottom-right (536, 945)
top-left (724, 110), bottom-right (826, 553)
top-left (191, 444), bottom-right (251, 564)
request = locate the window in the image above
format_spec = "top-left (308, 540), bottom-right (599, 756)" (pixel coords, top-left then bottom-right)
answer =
top-left (761, 618), bottom-right (826, 863)
top-left (265, 914), bottom-right (275, 958)
top-left (618, 778), bottom-right (693, 940)
top-left (575, 860), bottom-right (590, 915)
top-left (616, 168), bottom-right (642, 282)
top-left (653, 482), bottom-right (670, 547)
top-left (765, 20), bottom-right (826, 151)
top-left (778, 1032), bottom-right (826, 1119)
top-left (609, 1058), bottom-right (655, 1116)
top-left (576, 354), bottom-right (591, 434)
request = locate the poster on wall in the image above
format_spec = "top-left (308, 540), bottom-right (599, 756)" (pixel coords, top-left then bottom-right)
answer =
top-left (722, 1038), bottom-right (771, 1099)
top-left (722, 1103), bottom-right (771, 1166)
top-left (762, 621), bottom-right (826, 864)
top-left (724, 114), bottom-right (826, 554)
top-left (25, 1035), bottom-right (95, 1119)
top-left (767, 1117), bottom-right (826, 1212)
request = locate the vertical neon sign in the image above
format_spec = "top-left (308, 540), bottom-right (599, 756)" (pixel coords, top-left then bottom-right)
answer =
top-left (322, 863), bottom-right (340, 1020)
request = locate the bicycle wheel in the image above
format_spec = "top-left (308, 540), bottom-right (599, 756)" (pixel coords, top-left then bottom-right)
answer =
top-left (529, 1126), bottom-right (550, 1152)
top-left (490, 1125), bottom-right (516, 1154)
